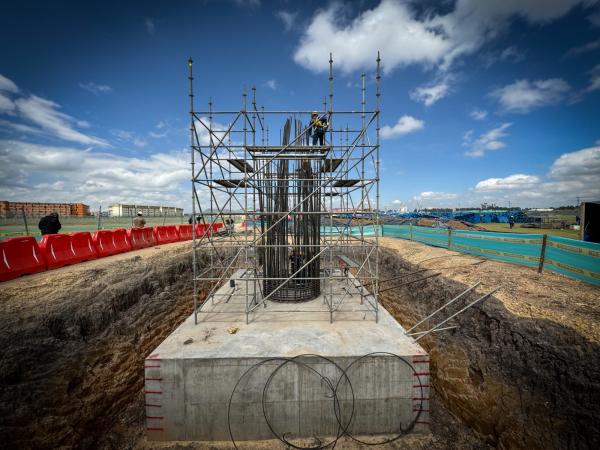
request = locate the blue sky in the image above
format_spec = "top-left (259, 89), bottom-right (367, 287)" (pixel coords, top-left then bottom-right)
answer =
top-left (1, 0), bottom-right (599, 211)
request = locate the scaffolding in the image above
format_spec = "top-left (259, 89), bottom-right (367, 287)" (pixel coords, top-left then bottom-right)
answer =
top-left (188, 53), bottom-right (381, 324)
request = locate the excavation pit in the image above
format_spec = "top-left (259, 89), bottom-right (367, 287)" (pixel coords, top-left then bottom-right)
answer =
top-left (145, 269), bottom-right (429, 443)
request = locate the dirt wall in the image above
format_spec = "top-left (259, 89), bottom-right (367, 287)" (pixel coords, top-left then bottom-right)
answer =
top-left (0, 243), bottom-right (205, 450)
top-left (378, 242), bottom-right (600, 450)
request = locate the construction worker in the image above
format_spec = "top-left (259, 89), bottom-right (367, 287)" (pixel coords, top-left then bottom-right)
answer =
top-left (309, 111), bottom-right (328, 146)
top-left (38, 212), bottom-right (61, 235)
top-left (133, 211), bottom-right (146, 228)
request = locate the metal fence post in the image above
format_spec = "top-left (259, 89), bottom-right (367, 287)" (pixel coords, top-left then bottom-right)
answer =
top-left (21, 207), bottom-right (29, 236)
top-left (538, 234), bottom-right (548, 273)
top-left (447, 228), bottom-right (452, 249)
top-left (409, 223), bottom-right (413, 240)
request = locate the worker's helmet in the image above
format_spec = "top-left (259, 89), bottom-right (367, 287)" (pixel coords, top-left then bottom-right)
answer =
top-left (311, 111), bottom-right (318, 116)
top-left (137, 211), bottom-right (143, 216)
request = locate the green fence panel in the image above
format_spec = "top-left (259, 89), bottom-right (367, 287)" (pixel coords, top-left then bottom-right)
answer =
top-left (410, 226), bottom-right (449, 249)
top-left (321, 225), bottom-right (381, 236)
top-left (379, 224), bottom-right (600, 285)
top-left (545, 236), bottom-right (600, 285)
top-left (450, 229), bottom-right (544, 267)
top-left (381, 224), bottom-right (411, 239)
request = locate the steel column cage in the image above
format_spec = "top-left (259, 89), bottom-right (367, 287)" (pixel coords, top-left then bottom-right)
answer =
top-left (188, 53), bottom-right (381, 324)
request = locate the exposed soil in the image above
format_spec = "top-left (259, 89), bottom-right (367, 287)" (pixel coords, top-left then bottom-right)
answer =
top-left (1, 238), bottom-right (598, 449)
top-left (0, 242), bottom-right (206, 450)
top-left (378, 237), bottom-right (600, 450)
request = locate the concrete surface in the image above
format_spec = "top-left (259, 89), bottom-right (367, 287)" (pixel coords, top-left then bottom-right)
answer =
top-left (145, 270), bottom-right (429, 442)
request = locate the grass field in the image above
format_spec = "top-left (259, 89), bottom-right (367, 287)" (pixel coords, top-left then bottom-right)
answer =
top-left (0, 216), bottom-right (188, 241)
top-left (477, 222), bottom-right (580, 239)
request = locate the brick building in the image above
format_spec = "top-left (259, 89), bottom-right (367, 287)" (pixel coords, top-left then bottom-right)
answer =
top-left (0, 201), bottom-right (91, 217)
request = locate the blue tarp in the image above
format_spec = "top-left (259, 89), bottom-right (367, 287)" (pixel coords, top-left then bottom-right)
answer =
top-left (380, 210), bottom-right (528, 223)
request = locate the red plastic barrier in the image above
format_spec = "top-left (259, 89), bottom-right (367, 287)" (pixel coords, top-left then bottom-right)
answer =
top-left (195, 223), bottom-right (211, 238)
top-left (92, 230), bottom-right (120, 257)
top-left (69, 232), bottom-right (98, 262)
top-left (39, 234), bottom-right (81, 269)
top-left (176, 224), bottom-right (193, 241)
top-left (112, 228), bottom-right (132, 253)
top-left (127, 228), bottom-right (146, 250)
top-left (168, 225), bottom-right (180, 242)
top-left (211, 223), bottom-right (224, 233)
top-left (141, 227), bottom-right (156, 247)
top-left (0, 237), bottom-right (46, 282)
top-left (153, 226), bottom-right (178, 244)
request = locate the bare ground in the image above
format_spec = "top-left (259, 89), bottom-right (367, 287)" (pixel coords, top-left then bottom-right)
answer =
top-left (0, 238), bottom-right (598, 449)
top-left (377, 237), bottom-right (600, 449)
top-left (0, 242), bottom-right (202, 449)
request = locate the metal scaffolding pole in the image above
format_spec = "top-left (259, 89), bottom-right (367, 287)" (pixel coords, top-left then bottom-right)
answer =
top-left (190, 53), bottom-right (382, 324)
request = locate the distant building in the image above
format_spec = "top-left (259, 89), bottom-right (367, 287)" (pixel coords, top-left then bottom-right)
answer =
top-left (108, 203), bottom-right (184, 217)
top-left (0, 200), bottom-right (90, 217)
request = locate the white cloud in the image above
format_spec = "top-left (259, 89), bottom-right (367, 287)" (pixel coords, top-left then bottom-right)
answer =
top-left (194, 117), bottom-right (235, 149)
top-left (293, 0), bottom-right (593, 74)
top-left (0, 119), bottom-right (43, 135)
top-left (564, 39), bottom-right (600, 57)
top-left (430, 0), bottom-right (593, 70)
top-left (470, 109), bottom-right (488, 120)
top-left (380, 115), bottom-right (424, 139)
top-left (293, 1), bottom-right (451, 74)
top-left (275, 10), bottom-right (298, 31)
top-left (481, 45), bottom-right (526, 68)
top-left (491, 78), bottom-right (571, 113)
top-left (549, 146), bottom-right (600, 179)
top-left (112, 129), bottom-right (147, 148)
top-left (0, 74), bottom-right (19, 93)
top-left (475, 174), bottom-right (541, 191)
top-left (469, 145), bottom-right (600, 206)
top-left (0, 139), bottom-right (190, 208)
top-left (586, 64), bottom-right (600, 92)
top-left (464, 123), bottom-right (512, 157)
top-left (413, 191), bottom-right (458, 207)
top-left (589, 10), bottom-right (600, 26)
top-left (0, 92), bottom-right (15, 114)
top-left (265, 79), bottom-right (278, 90)
top-left (133, 137), bottom-right (147, 148)
top-left (232, 0), bottom-right (261, 7)
top-left (410, 76), bottom-right (453, 106)
top-left (15, 95), bottom-right (107, 146)
top-left (148, 122), bottom-right (172, 139)
top-left (79, 82), bottom-right (113, 95)
top-left (0, 73), bottom-right (107, 146)
top-left (144, 18), bottom-right (155, 35)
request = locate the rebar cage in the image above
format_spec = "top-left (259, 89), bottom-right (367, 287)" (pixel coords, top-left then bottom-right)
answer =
top-left (188, 53), bottom-right (381, 324)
